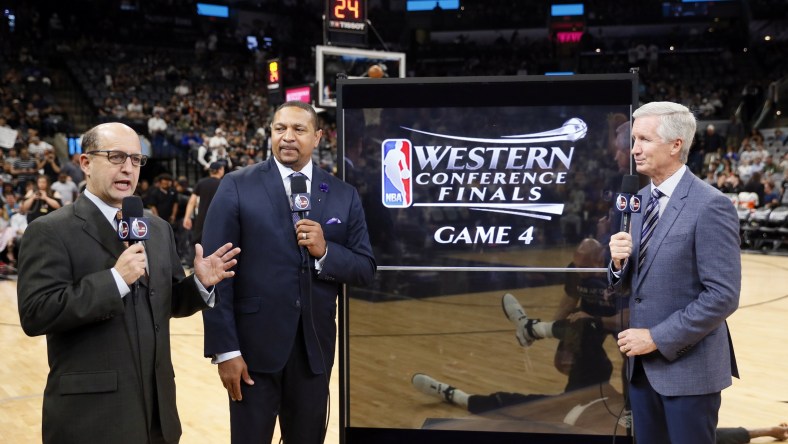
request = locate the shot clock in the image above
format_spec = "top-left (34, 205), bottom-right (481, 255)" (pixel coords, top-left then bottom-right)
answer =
top-left (326, 0), bottom-right (367, 33)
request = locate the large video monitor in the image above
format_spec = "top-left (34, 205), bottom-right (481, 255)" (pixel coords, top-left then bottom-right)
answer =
top-left (337, 74), bottom-right (637, 444)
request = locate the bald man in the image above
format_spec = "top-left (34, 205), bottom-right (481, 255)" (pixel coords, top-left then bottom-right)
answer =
top-left (17, 122), bottom-right (240, 444)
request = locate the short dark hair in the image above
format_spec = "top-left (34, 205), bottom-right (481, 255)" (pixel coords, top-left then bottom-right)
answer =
top-left (273, 100), bottom-right (319, 131)
top-left (81, 126), bottom-right (102, 152)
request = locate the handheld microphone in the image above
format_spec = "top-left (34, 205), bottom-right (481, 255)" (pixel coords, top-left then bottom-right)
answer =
top-left (119, 196), bottom-right (150, 305)
top-left (290, 174), bottom-right (312, 218)
top-left (615, 175), bottom-right (641, 232)
top-left (118, 196), bottom-right (151, 244)
top-left (290, 174), bottom-right (311, 266)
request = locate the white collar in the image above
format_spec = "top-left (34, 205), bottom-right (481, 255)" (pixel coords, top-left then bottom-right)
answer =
top-left (651, 164), bottom-right (686, 198)
top-left (273, 157), bottom-right (313, 183)
top-left (82, 189), bottom-right (122, 227)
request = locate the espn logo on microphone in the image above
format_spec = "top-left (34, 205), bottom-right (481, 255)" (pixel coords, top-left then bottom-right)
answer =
top-left (381, 139), bottom-right (413, 208)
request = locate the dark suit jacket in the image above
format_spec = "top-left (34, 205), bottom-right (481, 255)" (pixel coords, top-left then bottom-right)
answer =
top-left (202, 159), bottom-right (375, 374)
top-left (610, 169), bottom-right (740, 396)
top-left (17, 196), bottom-right (209, 444)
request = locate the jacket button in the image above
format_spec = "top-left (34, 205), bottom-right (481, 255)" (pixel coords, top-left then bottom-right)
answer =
top-left (634, 298), bottom-right (642, 303)
top-left (155, 324), bottom-right (160, 332)
top-left (295, 299), bottom-right (301, 308)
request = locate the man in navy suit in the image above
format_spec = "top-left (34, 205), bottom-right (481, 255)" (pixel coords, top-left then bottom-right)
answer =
top-left (202, 101), bottom-right (376, 444)
top-left (609, 102), bottom-right (740, 444)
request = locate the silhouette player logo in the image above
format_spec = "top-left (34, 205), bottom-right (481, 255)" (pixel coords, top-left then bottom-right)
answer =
top-left (615, 194), bottom-right (628, 212)
top-left (382, 138), bottom-right (412, 208)
top-left (131, 218), bottom-right (148, 238)
top-left (629, 195), bottom-right (641, 213)
top-left (294, 194), bottom-right (310, 211)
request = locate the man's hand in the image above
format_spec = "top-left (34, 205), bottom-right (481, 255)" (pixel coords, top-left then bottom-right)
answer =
top-left (617, 328), bottom-right (657, 356)
top-left (609, 231), bottom-right (633, 271)
top-left (295, 219), bottom-right (327, 258)
top-left (115, 243), bottom-right (147, 285)
top-left (218, 356), bottom-right (254, 401)
top-left (182, 217), bottom-right (193, 230)
top-left (193, 242), bottom-right (241, 287)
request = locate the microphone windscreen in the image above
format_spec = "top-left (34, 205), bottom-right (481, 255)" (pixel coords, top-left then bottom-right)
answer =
top-left (122, 196), bottom-right (145, 218)
top-left (621, 175), bottom-right (639, 194)
top-left (291, 174), bottom-right (308, 194)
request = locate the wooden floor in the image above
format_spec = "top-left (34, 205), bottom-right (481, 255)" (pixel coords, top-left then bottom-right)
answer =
top-left (1, 252), bottom-right (787, 443)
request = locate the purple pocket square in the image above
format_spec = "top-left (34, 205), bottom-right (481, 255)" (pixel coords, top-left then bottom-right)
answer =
top-left (326, 217), bottom-right (342, 225)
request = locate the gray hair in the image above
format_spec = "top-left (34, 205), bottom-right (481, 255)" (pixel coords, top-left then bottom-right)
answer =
top-left (633, 101), bottom-right (696, 164)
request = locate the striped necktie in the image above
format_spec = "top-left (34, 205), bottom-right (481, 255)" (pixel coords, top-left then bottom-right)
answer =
top-left (290, 172), bottom-right (304, 227)
top-left (639, 187), bottom-right (664, 270)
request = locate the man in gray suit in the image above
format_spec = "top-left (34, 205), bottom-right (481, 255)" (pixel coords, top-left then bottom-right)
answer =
top-left (609, 102), bottom-right (740, 444)
top-left (17, 122), bottom-right (240, 444)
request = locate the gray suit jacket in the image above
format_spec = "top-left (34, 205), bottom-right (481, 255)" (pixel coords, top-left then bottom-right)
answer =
top-left (17, 196), bottom-right (209, 444)
top-left (610, 169), bottom-right (740, 396)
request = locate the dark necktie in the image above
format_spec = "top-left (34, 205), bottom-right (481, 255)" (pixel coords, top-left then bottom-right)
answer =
top-left (639, 187), bottom-right (664, 270)
top-left (290, 172), bottom-right (304, 227)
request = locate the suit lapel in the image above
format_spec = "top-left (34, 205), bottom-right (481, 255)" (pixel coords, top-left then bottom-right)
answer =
top-left (74, 197), bottom-right (125, 259)
top-left (637, 170), bottom-right (692, 282)
top-left (259, 159), bottom-right (298, 234)
top-left (309, 166), bottom-right (327, 226)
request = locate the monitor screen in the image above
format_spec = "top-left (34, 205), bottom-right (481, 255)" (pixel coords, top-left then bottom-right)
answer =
top-left (407, 0), bottom-right (460, 11)
top-left (551, 3), bottom-right (584, 16)
top-left (337, 74), bottom-right (637, 444)
top-left (67, 136), bottom-right (82, 155)
top-left (196, 3), bottom-right (229, 18)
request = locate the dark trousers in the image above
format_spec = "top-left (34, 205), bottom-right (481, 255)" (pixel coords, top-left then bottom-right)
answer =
top-left (230, 319), bottom-right (330, 444)
top-left (629, 358), bottom-right (720, 444)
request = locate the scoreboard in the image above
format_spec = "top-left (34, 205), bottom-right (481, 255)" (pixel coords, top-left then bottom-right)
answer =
top-left (325, 0), bottom-right (367, 46)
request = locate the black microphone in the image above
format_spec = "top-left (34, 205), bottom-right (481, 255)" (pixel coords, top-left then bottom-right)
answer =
top-left (290, 174), bottom-right (312, 218)
top-left (118, 196), bottom-right (150, 244)
top-left (290, 174), bottom-right (312, 267)
top-left (616, 175), bottom-right (641, 232)
top-left (118, 196), bottom-right (150, 304)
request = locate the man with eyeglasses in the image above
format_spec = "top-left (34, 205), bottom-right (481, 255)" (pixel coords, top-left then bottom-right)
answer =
top-left (17, 122), bottom-right (241, 444)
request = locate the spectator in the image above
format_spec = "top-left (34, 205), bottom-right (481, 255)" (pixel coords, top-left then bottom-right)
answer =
top-left (50, 172), bottom-right (79, 206)
top-left (183, 162), bottom-right (224, 247)
top-left (60, 153), bottom-right (85, 186)
top-left (21, 175), bottom-right (62, 224)
top-left (37, 148), bottom-right (61, 183)
top-left (743, 172), bottom-right (765, 207)
top-left (11, 147), bottom-right (38, 194)
top-left (146, 173), bottom-right (178, 226)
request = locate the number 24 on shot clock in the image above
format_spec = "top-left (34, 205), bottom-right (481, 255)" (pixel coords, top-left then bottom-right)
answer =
top-left (327, 0), bottom-right (367, 33)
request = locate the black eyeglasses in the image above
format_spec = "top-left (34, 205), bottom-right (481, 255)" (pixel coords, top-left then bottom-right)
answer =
top-left (87, 150), bottom-right (148, 167)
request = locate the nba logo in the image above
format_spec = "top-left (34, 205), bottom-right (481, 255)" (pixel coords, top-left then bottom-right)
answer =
top-left (615, 193), bottom-right (628, 212)
top-left (381, 139), bottom-right (413, 208)
top-left (629, 195), bottom-right (641, 213)
top-left (131, 218), bottom-right (148, 238)
top-left (294, 194), bottom-right (310, 211)
top-left (118, 220), bottom-right (130, 239)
